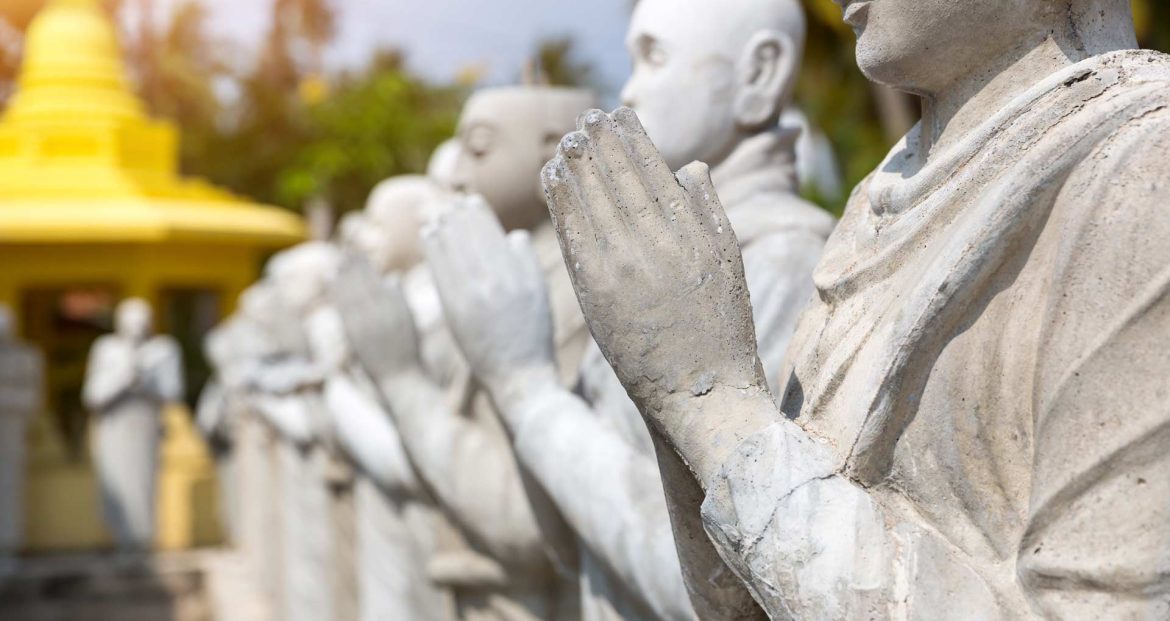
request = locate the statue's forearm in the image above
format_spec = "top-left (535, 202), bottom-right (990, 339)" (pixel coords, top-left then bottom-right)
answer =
top-left (501, 381), bottom-right (697, 620)
top-left (653, 384), bottom-right (780, 493)
top-left (378, 369), bottom-right (539, 554)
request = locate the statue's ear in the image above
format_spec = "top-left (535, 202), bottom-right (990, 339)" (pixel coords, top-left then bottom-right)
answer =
top-left (732, 30), bottom-right (798, 130)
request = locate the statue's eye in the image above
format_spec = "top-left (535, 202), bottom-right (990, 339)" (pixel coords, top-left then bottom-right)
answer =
top-left (463, 125), bottom-right (495, 158)
top-left (637, 36), bottom-right (668, 68)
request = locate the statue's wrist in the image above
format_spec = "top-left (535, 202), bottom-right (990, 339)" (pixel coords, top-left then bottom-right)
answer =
top-left (654, 383), bottom-right (779, 491)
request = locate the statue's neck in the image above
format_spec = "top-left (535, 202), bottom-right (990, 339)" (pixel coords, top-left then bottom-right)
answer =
top-left (919, 37), bottom-right (1088, 162)
top-left (710, 124), bottom-right (800, 209)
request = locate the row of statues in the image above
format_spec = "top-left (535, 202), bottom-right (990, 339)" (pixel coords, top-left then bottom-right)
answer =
top-left (200, 0), bottom-right (1170, 619)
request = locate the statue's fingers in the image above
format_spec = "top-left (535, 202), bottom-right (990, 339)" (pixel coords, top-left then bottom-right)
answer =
top-left (562, 131), bottom-right (629, 245)
top-left (453, 195), bottom-right (511, 264)
top-left (676, 161), bottom-right (733, 240)
top-left (578, 110), bottom-right (658, 237)
top-left (421, 215), bottom-right (475, 311)
top-left (547, 136), bottom-right (613, 277)
top-left (612, 107), bottom-right (690, 204)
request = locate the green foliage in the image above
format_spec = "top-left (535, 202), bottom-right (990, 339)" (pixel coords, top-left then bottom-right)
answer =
top-left (795, 0), bottom-right (902, 214)
top-left (275, 53), bottom-right (463, 212)
top-left (124, 0), bottom-right (460, 214)
top-left (536, 36), bottom-right (596, 88)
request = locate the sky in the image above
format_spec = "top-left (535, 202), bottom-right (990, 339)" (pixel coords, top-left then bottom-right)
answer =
top-left (151, 0), bottom-right (634, 100)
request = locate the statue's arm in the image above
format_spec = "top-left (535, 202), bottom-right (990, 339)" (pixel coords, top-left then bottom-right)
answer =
top-left (330, 255), bottom-right (544, 560)
top-left (323, 371), bottom-right (419, 494)
top-left (494, 377), bottom-right (697, 621)
top-left (375, 369), bottom-right (547, 560)
top-left (1017, 123), bottom-right (1170, 618)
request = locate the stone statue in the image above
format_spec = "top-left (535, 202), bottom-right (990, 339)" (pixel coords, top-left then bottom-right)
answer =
top-left (197, 284), bottom-right (287, 549)
top-left (227, 282), bottom-right (287, 611)
top-left (422, 1), bottom-right (833, 618)
top-left (249, 241), bottom-right (356, 621)
top-left (333, 85), bottom-right (596, 621)
top-left (427, 138), bottom-right (463, 191)
top-left (327, 186), bottom-right (461, 621)
top-left (543, 0), bottom-right (1170, 618)
top-left (0, 305), bottom-right (43, 564)
top-left (83, 298), bottom-right (182, 551)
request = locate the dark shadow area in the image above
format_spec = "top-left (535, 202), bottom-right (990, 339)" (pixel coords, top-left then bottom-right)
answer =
top-left (0, 552), bottom-right (210, 621)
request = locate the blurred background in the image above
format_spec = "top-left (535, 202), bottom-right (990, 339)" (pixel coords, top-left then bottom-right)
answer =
top-left (0, 0), bottom-right (1166, 619)
top-left (1, 0), bottom-right (1164, 218)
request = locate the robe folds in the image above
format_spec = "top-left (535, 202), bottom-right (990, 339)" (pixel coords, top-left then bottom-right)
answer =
top-left (700, 50), bottom-right (1170, 619)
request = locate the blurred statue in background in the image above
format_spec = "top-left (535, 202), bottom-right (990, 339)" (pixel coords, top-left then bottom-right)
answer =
top-left (197, 283), bottom-right (285, 548)
top-left (224, 282), bottom-right (287, 611)
top-left (250, 242), bottom-right (353, 621)
top-left (423, 0), bottom-right (831, 618)
top-left (83, 298), bottom-right (182, 552)
top-left (0, 304), bottom-right (43, 565)
top-left (333, 85), bottom-right (596, 621)
top-left (426, 138), bottom-right (463, 192)
top-left (543, 0), bottom-right (1170, 617)
top-left (327, 182), bottom-right (460, 621)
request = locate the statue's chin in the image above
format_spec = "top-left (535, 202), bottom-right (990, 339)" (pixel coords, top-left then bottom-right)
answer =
top-left (854, 45), bottom-right (923, 96)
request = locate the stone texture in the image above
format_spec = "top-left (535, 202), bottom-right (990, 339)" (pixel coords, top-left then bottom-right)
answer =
top-left (542, 2), bottom-right (1170, 618)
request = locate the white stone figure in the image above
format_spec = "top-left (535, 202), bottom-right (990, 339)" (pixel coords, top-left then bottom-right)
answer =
top-left (248, 242), bottom-right (352, 621)
top-left (327, 195), bottom-right (460, 621)
top-left (426, 1), bottom-right (833, 618)
top-left (83, 298), bottom-right (182, 551)
top-left (197, 282), bottom-right (288, 553)
top-left (543, 0), bottom-right (1170, 618)
top-left (333, 85), bottom-right (596, 621)
top-left (427, 138), bottom-right (463, 191)
top-left (229, 282), bottom-right (287, 612)
top-left (0, 305), bottom-right (43, 564)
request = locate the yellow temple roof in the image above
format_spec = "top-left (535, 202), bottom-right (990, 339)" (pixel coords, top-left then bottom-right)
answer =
top-left (0, 0), bottom-right (304, 245)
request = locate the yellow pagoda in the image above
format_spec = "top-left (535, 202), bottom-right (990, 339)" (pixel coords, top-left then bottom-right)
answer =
top-left (0, 0), bottom-right (304, 552)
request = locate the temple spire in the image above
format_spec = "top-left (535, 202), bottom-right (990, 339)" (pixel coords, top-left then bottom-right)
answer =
top-left (5, 0), bottom-right (144, 124)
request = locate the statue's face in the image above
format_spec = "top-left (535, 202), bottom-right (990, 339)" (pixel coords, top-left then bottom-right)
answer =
top-left (115, 299), bottom-right (152, 342)
top-left (622, 0), bottom-right (738, 170)
top-left (450, 88), bottom-right (594, 231)
top-left (843, 0), bottom-right (1033, 92)
top-left (450, 91), bottom-right (547, 231)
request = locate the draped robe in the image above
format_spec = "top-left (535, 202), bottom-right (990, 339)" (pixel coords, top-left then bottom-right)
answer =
top-left (84, 334), bottom-right (182, 550)
top-left (697, 50), bottom-right (1170, 619)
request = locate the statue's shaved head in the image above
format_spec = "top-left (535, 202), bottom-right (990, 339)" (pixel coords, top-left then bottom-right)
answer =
top-left (622, 0), bottom-right (807, 170)
top-left (629, 0), bottom-right (805, 68)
